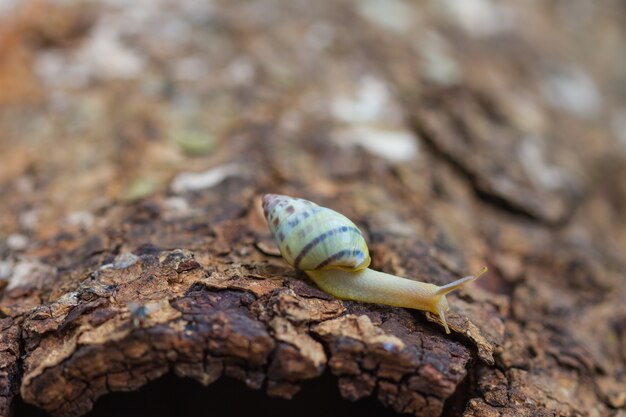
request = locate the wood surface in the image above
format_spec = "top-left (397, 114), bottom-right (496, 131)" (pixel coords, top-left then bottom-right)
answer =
top-left (1, 1), bottom-right (625, 416)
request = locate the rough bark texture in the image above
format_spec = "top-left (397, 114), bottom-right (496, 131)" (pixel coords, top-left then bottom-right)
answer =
top-left (1, 1), bottom-right (626, 416)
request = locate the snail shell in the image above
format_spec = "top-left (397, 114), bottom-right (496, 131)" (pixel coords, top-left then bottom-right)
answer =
top-left (262, 194), bottom-right (370, 271)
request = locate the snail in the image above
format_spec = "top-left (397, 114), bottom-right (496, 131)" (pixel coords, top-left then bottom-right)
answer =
top-left (262, 194), bottom-right (487, 334)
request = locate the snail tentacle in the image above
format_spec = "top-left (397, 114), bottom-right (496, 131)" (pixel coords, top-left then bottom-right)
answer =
top-left (435, 266), bottom-right (488, 296)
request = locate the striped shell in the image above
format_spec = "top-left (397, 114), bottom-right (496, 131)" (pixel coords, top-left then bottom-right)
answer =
top-left (262, 194), bottom-right (370, 271)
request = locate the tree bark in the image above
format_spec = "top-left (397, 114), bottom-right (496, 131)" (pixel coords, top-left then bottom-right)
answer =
top-left (1, 1), bottom-right (625, 416)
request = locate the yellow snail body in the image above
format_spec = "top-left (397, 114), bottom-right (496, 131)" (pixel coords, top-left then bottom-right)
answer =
top-left (262, 194), bottom-right (486, 334)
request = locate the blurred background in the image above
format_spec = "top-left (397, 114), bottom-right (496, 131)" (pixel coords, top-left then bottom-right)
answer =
top-left (1, 0), bottom-right (625, 250)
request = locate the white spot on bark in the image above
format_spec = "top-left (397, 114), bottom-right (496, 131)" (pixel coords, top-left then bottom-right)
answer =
top-left (415, 32), bottom-right (461, 86)
top-left (0, 0), bottom-right (18, 18)
top-left (6, 234), bottom-right (28, 251)
top-left (440, 0), bottom-right (517, 37)
top-left (227, 57), bottom-right (255, 86)
top-left (518, 137), bottom-right (568, 190)
top-left (77, 24), bottom-right (145, 80)
top-left (7, 260), bottom-right (56, 291)
top-left (0, 260), bottom-right (13, 280)
top-left (112, 253), bottom-right (140, 270)
top-left (331, 76), bottom-right (394, 125)
top-left (99, 252), bottom-right (140, 271)
top-left (19, 210), bottom-right (39, 231)
top-left (541, 67), bottom-right (600, 118)
top-left (334, 126), bottom-right (418, 162)
top-left (356, 0), bottom-right (415, 33)
top-left (163, 197), bottom-right (191, 215)
top-left (171, 164), bottom-right (242, 194)
top-left (66, 211), bottom-right (95, 228)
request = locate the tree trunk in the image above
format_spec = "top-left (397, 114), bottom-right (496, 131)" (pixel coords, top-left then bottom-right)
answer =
top-left (1, 1), bottom-right (625, 416)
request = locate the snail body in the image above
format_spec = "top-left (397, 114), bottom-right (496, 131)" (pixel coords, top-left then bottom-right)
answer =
top-left (262, 194), bottom-right (486, 334)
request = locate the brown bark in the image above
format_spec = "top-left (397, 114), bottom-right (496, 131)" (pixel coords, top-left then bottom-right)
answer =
top-left (1, 1), bottom-right (626, 416)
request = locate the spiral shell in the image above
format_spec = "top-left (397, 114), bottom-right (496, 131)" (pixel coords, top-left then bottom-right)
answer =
top-left (262, 194), bottom-right (370, 271)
